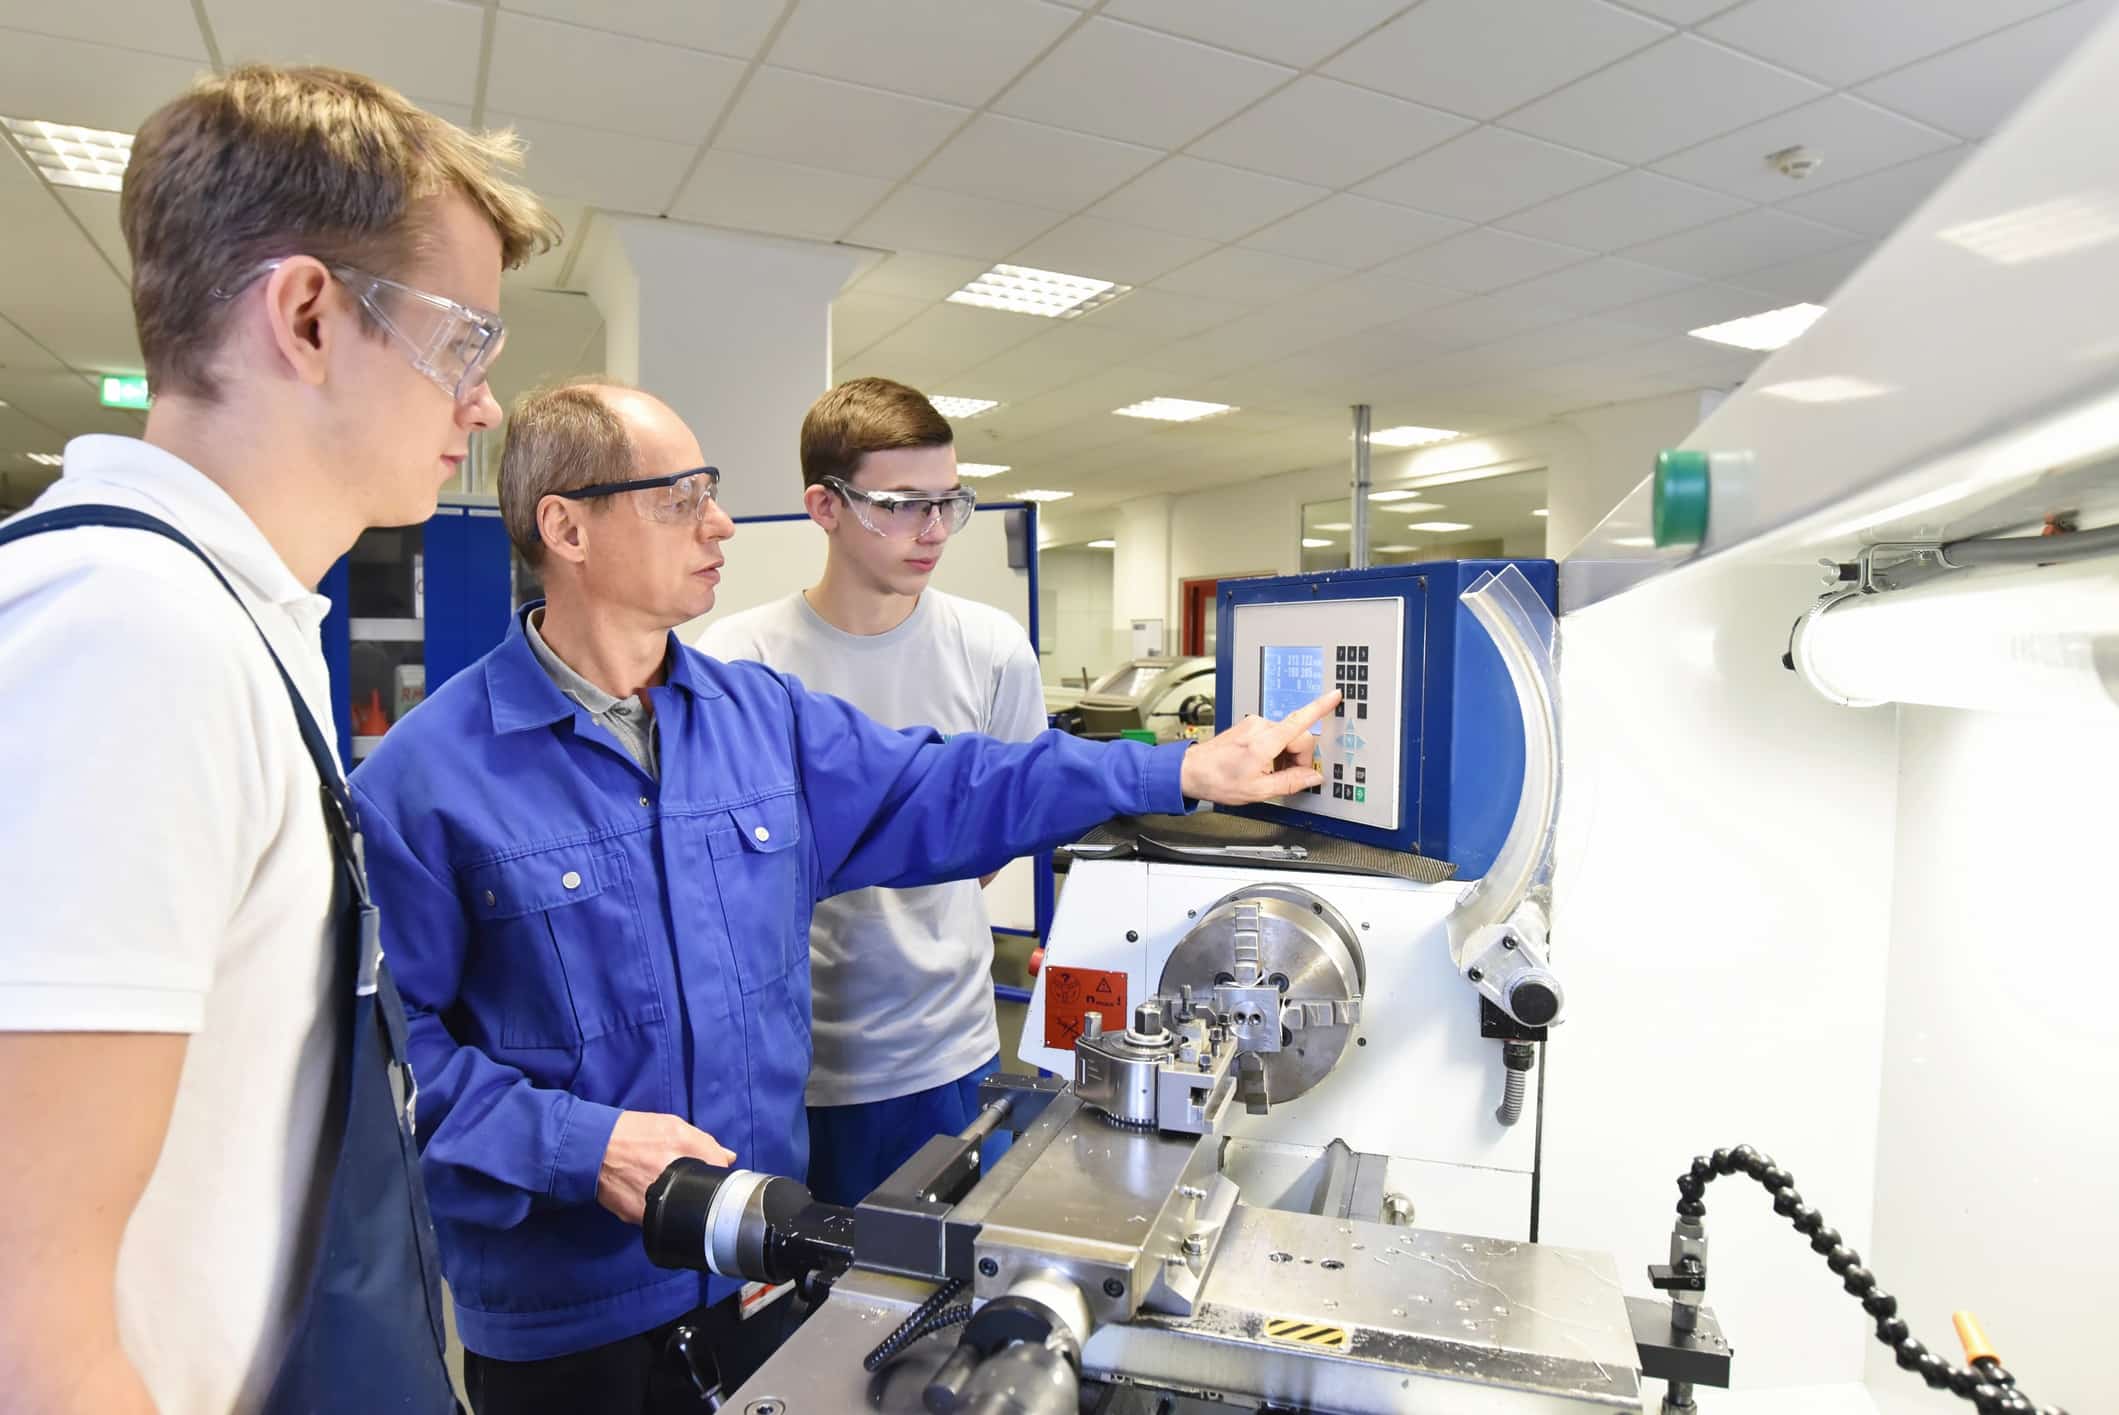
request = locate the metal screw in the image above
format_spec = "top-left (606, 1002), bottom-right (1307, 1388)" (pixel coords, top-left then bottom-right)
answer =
top-left (978, 1258), bottom-right (999, 1278)
top-left (1178, 1184), bottom-right (1207, 1201)
top-left (1126, 930), bottom-right (1139, 943)
top-left (1182, 1232), bottom-right (1207, 1258)
top-left (1467, 967), bottom-right (1484, 983)
top-left (1103, 1278), bottom-right (1125, 1299)
top-left (1361, 921), bottom-right (1370, 930)
top-left (1502, 937), bottom-right (1517, 951)
top-left (1313, 902), bottom-right (1324, 915)
top-left (1186, 909), bottom-right (1196, 918)
top-left (744, 1402), bottom-right (784, 1415)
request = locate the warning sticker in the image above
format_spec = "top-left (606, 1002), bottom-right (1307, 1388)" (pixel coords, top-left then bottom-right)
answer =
top-left (1043, 966), bottom-right (1127, 1050)
top-left (1262, 1317), bottom-right (1350, 1350)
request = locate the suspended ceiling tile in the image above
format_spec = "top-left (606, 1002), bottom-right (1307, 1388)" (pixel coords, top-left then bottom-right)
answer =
top-left (1187, 76), bottom-right (1472, 190)
top-left (1377, 227), bottom-right (1594, 294)
top-left (1502, 35), bottom-right (1827, 165)
top-left (770, 0), bottom-right (1078, 107)
top-left (488, 110), bottom-right (701, 214)
top-left (994, 16), bottom-right (1293, 150)
top-left (207, 0), bottom-right (484, 106)
top-left (716, 67), bottom-right (970, 182)
top-left (1619, 205), bottom-right (1856, 279)
top-left (1103, 0), bottom-right (1408, 68)
top-left (1701, 0), bottom-right (2067, 87)
top-left (1087, 156), bottom-right (1328, 243)
top-left (1356, 127), bottom-right (1624, 226)
top-left (1241, 193), bottom-right (1469, 271)
top-left (670, 149), bottom-right (892, 240)
top-left (1497, 169), bottom-right (1748, 251)
top-left (849, 186), bottom-right (1064, 262)
top-left (1323, 0), bottom-right (1671, 120)
top-left (1855, 1), bottom-right (2112, 140)
top-left (1007, 216), bottom-right (1218, 286)
top-left (920, 114), bottom-right (1161, 212)
top-left (486, 10), bottom-right (746, 143)
top-left (1651, 94), bottom-right (1960, 204)
top-left (500, 0), bottom-right (783, 58)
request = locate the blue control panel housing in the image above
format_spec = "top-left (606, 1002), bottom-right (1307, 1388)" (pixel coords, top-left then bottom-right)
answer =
top-left (1214, 559), bottom-right (1558, 877)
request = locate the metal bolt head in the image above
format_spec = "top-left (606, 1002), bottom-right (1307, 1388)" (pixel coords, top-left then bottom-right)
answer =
top-left (1182, 1232), bottom-right (1207, 1258)
top-left (1467, 967), bottom-right (1484, 983)
top-left (1126, 929), bottom-right (1140, 943)
top-left (1102, 1277), bottom-right (1125, 1299)
top-left (1382, 1192), bottom-right (1414, 1226)
top-left (978, 1257), bottom-right (999, 1278)
top-left (744, 1402), bottom-right (783, 1415)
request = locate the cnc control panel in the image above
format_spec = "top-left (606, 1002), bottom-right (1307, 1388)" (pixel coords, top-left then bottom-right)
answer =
top-left (1229, 595), bottom-right (1411, 832)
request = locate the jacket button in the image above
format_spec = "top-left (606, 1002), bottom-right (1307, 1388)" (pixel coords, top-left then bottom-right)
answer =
top-left (484, 890), bottom-right (496, 907)
top-left (753, 826), bottom-right (771, 843)
top-left (562, 870), bottom-right (582, 890)
top-left (639, 796), bottom-right (650, 807)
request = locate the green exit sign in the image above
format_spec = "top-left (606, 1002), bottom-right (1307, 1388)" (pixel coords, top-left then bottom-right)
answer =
top-left (99, 375), bottom-right (151, 410)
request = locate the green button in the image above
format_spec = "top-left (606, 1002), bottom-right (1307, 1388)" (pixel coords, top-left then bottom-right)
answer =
top-left (1653, 449), bottom-right (1711, 548)
top-left (1354, 787), bottom-right (1366, 803)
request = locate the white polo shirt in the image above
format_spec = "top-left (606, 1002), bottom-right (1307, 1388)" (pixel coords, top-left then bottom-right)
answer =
top-left (0, 436), bottom-right (341, 1414)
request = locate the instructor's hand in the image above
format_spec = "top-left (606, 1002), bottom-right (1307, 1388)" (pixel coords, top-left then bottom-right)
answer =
top-left (597, 1111), bottom-right (736, 1226)
top-left (1177, 690), bottom-right (1339, 805)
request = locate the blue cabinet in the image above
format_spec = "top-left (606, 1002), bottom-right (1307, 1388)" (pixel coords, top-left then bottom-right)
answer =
top-left (322, 501), bottom-right (517, 766)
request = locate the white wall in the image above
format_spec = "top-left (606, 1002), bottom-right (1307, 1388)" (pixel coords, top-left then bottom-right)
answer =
top-left (1864, 707), bottom-right (2119, 1415)
top-left (1037, 546), bottom-right (1126, 686)
top-left (1112, 494), bottom-right (1173, 635)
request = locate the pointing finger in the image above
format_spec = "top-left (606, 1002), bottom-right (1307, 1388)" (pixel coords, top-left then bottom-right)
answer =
top-left (1271, 690), bottom-right (1341, 749)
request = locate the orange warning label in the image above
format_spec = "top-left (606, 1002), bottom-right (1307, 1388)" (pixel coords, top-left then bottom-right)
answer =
top-left (1044, 966), bottom-right (1127, 1050)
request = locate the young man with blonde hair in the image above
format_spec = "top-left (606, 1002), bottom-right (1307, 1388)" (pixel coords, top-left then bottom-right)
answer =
top-left (702, 377), bottom-right (1042, 1206)
top-left (0, 65), bottom-right (555, 1413)
top-left (350, 377), bottom-right (1335, 1413)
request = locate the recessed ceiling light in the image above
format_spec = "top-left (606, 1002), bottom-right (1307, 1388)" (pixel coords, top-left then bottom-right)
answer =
top-left (930, 395), bottom-right (999, 419)
top-left (1612, 535), bottom-right (1657, 548)
top-left (1313, 521), bottom-right (1352, 531)
top-left (26, 452), bottom-right (64, 466)
top-left (1531, 508), bottom-right (1550, 517)
top-left (1758, 376), bottom-right (1894, 404)
top-left (1402, 521), bottom-right (1472, 533)
top-left (956, 462), bottom-right (1010, 479)
top-left (1, 116), bottom-right (133, 192)
top-left (946, 263), bottom-right (1130, 319)
top-left (1689, 302), bottom-right (1825, 351)
top-left (1937, 194), bottom-right (2119, 267)
top-left (1010, 488), bottom-right (1073, 502)
top-left (1377, 500), bottom-right (1446, 513)
top-left (1112, 397), bottom-right (1236, 422)
top-left (1368, 425), bottom-right (1460, 448)
top-left (1375, 544), bottom-right (1417, 552)
top-left (1085, 539), bottom-right (1116, 550)
top-left (1368, 489), bottom-right (1427, 503)
top-left (1301, 537), bottom-right (1336, 548)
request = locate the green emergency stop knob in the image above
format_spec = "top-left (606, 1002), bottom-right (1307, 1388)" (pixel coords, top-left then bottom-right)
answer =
top-left (1653, 449), bottom-right (1711, 548)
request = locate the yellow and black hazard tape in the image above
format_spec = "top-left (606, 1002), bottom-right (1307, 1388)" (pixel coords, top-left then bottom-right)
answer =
top-left (1261, 1317), bottom-right (1350, 1350)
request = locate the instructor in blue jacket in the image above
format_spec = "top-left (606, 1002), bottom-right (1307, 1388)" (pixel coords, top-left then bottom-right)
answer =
top-left (350, 378), bottom-right (1335, 1415)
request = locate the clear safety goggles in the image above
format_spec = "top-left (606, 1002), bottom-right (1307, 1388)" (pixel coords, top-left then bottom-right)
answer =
top-left (213, 258), bottom-right (506, 403)
top-left (556, 466), bottom-right (722, 525)
top-left (823, 476), bottom-right (977, 539)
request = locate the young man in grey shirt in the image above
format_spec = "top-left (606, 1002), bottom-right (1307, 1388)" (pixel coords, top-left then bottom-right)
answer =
top-left (701, 378), bottom-right (1042, 1204)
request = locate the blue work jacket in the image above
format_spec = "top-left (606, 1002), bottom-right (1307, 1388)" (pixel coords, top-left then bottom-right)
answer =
top-left (349, 606), bottom-right (1187, 1360)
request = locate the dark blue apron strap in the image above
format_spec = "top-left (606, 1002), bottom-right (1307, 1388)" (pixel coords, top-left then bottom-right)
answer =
top-left (1, 504), bottom-right (455, 1410)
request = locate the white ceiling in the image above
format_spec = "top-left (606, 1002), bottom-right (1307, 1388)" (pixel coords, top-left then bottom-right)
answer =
top-left (1, 0), bottom-right (2113, 514)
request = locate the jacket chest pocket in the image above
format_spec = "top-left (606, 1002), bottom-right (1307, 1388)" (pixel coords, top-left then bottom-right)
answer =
top-left (461, 846), bottom-right (664, 1051)
top-left (704, 792), bottom-right (808, 995)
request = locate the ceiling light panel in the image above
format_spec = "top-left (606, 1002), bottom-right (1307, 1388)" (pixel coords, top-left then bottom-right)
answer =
top-left (956, 463), bottom-right (1011, 478)
top-left (946, 263), bottom-right (1130, 319)
top-left (931, 396), bottom-right (1000, 418)
top-left (1402, 521), bottom-right (1473, 532)
top-left (1301, 537), bottom-right (1336, 548)
top-left (1369, 425), bottom-right (1460, 447)
top-left (1377, 500), bottom-right (1446, 514)
top-left (1113, 397), bottom-right (1236, 422)
top-left (2, 117), bottom-right (133, 192)
top-left (1688, 301), bottom-right (1826, 351)
top-left (1086, 539), bottom-right (1117, 549)
top-left (26, 453), bottom-right (65, 466)
top-left (1010, 488), bottom-right (1074, 502)
top-left (1759, 376), bottom-right (1894, 403)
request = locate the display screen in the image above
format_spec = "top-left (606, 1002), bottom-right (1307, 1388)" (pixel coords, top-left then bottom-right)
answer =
top-left (1260, 644), bottom-right (1326, 735)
